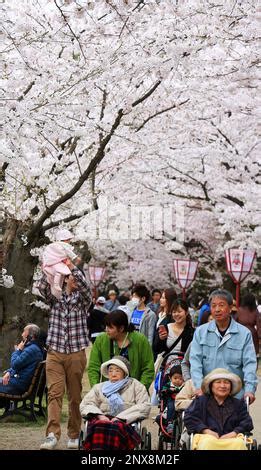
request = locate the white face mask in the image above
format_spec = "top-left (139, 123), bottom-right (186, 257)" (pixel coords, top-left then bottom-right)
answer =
top-left (130, 298), bottom-right (140, 308)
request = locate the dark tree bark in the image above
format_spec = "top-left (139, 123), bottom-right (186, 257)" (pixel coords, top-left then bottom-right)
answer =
top-left (0, 220), bottom-right (50, 369)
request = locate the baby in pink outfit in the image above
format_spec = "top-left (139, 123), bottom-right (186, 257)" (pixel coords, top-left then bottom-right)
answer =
top-left (42, 229), bottom-right (80, 299)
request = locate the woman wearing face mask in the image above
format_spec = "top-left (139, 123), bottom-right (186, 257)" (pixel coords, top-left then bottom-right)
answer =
top-left (128, 284), bottom-right (157, 346)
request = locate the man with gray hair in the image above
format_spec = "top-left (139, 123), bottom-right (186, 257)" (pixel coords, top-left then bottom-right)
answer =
top-left (190, 289), bottom-right (257, 404)
top-left (0, 323), bottom-right (43, 397)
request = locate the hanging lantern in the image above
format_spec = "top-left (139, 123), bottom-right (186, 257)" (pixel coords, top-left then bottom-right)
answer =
top-left (86, 265), bottom-right (106, 299)
top-left (225, 249), bottom-right (256, 307)
top-left (173, 259), bottom-right (198, 299)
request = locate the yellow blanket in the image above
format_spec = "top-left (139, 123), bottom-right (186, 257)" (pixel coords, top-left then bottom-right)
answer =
top-left (192, 433), bottom-right (250, 450)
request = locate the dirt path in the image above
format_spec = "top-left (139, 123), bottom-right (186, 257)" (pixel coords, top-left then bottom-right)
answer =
top-left (0, 406), bottom-right (160, 450)
top-left (0, 346), bottom-right (159, 451)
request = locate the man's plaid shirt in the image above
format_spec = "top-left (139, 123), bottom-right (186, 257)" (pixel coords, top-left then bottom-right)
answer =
top-left (38, 268), bottom-right (92, 354)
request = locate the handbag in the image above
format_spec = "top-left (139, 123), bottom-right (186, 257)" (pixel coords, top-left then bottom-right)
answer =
top-left (154, 351), bottom-right (165, 375)
top-left (154, 330), bottom-right (184, 375)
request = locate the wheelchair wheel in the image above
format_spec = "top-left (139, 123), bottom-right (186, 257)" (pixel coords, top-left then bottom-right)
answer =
top-left (144, 431), bottom-right (151, 450)
top-left (141, 426), bottom-right (147, 449)
top-left (158, 434), bottom-right (163, 450)
top-left (141, 427), bottom-right (151, 450)
top-left (78, 429), bottom-right (84, 450)
top-left (173, 421), bottom-right (181, 450)
top-left (158, 434), bottom-right (174, 450)
top-left (251, 439), bottom-right (257, 450)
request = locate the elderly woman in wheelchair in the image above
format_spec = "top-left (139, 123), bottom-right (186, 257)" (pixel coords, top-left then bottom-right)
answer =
top-left (79, 356), bottom-right (151, 450)
top-left (184, 368), bottom-right (253, 450)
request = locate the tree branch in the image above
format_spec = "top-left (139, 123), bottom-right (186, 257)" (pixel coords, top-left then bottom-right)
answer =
top-left (95, 85), bottom-right (108, 122)
top-left (18, 81), bottom-right (35, 102)
top-left (54, 0), bottom-right (86, 61)
top-left (224, 194), bottom-right (244, 207)
top-left (210, 120), bottom-right (239, 155)
top-left (132, 0), bottom-right (146, 12)
top-left (168, 163), bottom-right (212, 203)
top-left (27, 108), bottom-right (124, 242)
top-left (2, 26), bottom-right (36, 71)
top-left (135, 99), bottom-right (189, 132)
top-left (119, 15), bottom-right (130, 38)
top-left (167, 191), bottom-right (207, 201)
top-left (42, 209), bottom-right (90, 232)
top-left (132, 80), bottom-right (161, 107)
top-left (74, 150), bottom-right (82, 176)
top-left (1, 162), bottom-right (9, 182)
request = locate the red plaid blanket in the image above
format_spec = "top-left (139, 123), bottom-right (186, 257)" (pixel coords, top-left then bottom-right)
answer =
top-left (83, 419), bottom-right (141, 451)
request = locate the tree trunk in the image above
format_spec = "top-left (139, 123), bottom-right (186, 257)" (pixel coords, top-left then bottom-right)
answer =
top-left (0, 219), bottom-right (92, 371)
top-left (0, 220), bottom-right (49, 370)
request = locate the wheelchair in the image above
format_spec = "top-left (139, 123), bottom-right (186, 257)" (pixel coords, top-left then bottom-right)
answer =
top-left (182, 397), bottom-right (259, 451)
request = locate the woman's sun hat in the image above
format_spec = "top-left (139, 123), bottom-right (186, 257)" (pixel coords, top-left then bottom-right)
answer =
top-left (201, 368), bottom-right (242, 395)
top-left (101, 356), bottom-right (131, 378)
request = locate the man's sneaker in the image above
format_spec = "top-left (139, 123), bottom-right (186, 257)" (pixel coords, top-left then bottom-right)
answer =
top-left (40, 432), bottom-right (57, 450)
top-left (67, 438), bottom-right (79, 450)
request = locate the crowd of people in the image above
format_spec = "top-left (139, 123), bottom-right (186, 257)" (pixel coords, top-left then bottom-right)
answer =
top-left (0, 228), bottom-right (260, 452)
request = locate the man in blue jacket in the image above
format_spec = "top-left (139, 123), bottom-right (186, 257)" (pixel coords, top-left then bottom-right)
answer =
top-left (0, 324), bottom-right (43, 396)
top-left (190, 289), bottom-right (257, 404)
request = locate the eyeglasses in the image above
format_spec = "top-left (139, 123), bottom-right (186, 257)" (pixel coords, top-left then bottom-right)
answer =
top-left (108, 366), bottom-right (122, 373)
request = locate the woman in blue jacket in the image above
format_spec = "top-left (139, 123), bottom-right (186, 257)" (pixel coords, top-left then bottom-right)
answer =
top-left (0, 324), bottom-right (44, 397)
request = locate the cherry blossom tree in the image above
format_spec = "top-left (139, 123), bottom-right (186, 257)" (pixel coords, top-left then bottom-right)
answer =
top-left (1, 0), bottom-right (259, 357)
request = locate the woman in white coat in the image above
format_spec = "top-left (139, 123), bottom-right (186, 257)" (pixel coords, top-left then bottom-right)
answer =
top-left (80, 356), bottom-right (151, 450)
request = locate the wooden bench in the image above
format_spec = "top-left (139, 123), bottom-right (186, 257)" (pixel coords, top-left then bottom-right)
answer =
top-left (0, 360), bottom-right (47, 422)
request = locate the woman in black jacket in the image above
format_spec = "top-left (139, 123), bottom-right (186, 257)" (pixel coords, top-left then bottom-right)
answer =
top-left (154, 299), bottom-right (194, 356)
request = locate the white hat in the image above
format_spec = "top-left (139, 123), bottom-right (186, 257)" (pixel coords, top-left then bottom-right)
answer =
top-left (108, 290), bottom-right (117, 296)
top-left (56, 229), bottom-right (74, 241)
top-left (201, 368), bottom-right (242, 396)
top-left (97, 296), bottom-right (106, 304)
top-left (100, 356), bottom-right (131, 378)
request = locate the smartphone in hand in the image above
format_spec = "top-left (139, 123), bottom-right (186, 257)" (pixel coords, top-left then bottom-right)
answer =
top-left (158, 325), bottom-right (167, 336)
top-left (23, 334), bottom-right (33, 346)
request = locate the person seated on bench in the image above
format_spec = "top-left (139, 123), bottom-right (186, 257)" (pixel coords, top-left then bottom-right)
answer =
top-left (0, 324), bottom-right (44, 405)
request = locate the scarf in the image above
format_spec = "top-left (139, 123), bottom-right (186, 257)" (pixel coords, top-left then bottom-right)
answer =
top-left (102, 377), bottom-right (129, 416)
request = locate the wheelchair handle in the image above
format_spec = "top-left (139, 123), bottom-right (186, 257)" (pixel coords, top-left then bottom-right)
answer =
top-left (245, 395), bottom-right (250, 412)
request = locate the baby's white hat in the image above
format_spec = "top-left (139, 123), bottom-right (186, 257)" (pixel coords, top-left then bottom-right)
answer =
top-left (56, 228), bottom-right (74, 241)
